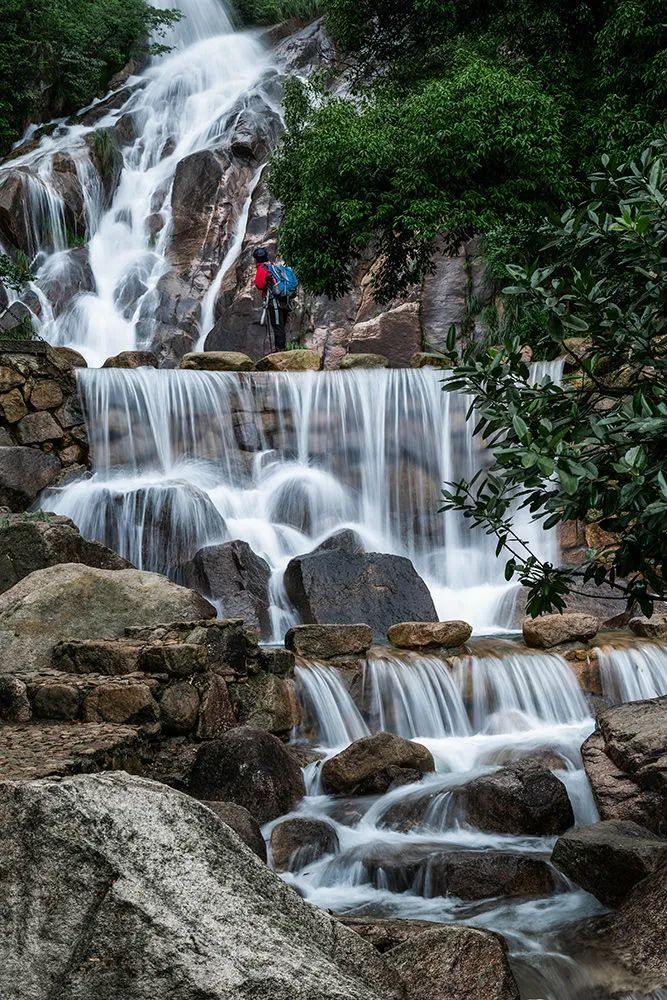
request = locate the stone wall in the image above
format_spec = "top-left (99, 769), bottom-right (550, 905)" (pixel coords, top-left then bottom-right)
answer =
top-left (0, 340), bottom-right (89, 510)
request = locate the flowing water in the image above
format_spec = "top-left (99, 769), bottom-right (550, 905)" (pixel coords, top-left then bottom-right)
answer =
top-left (598, 643), bottom-right (667, 704)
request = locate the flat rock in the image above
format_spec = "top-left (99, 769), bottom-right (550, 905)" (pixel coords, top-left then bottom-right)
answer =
top-left (180, 351), bottom-right (254, 371)
top-left (552, 819), bottom-right (667, 906)
top-left (255, 349), bottom-right (322, 371)
top-left (0, 722), bottom-right (147, 781)
top-left (339, 353), bottom-right (389, 369)
top-left (465, 759), bottom-right (574, 836)
top-left (321, 732), bottom-right (434, 795)
top-left (387, 620), bottom-right (472, 649)
top-left (410, 352), bottom-right (452, 368)
top-left (523, 612), bottom-right (601, 648)
top-left (285, 623), bottom-right (373, 659)
top-left (102, 350), bottom-right (159, 368)
top-left (0, 772), bottom-right (401, 1000)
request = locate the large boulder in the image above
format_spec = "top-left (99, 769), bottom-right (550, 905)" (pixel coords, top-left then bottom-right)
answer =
top-left (188, 727), bottom-right (305, 823)
top-left (285, 623), bottom-right (373, 659)
top-left (464, 760), bottom-right (574, 836)
top-left (0, 446), bottom-right (61, 511)
top-left (186, 540), bottom-right (271, 637)
top-left (384, 925), bottom-right (520, 1000)
top-left (629, 614), bottom-right (667, 638)
top-left (180, 351), bottom-right (254, 371)
top-left (522, 612), bottom-right (600, 648)
top-left (321, 732), bottom-right (435, 795)
top-left (552, 819), bottom-right (667, 906)
top-left (255, 350), bottom-right (322, 372)
top-left (0, 773), bottom-right (400, 1000)
top-left (228, 672), bottom-right (302, 737)
top-left (284, 549), bottom-right (437, 639)
top-left (270, 817), bottom-right (339, 872)
top-left (0, 513), bottom-right (130, 594)
top-left (102, 351), bottom-right (159, 369)
top-left (348, 303), bottom-right (422, 368)
top-left (387, 620), bottom-right (472, 649)
top-left (0, 564), bottom-right (215, 673)
top-left (201, 800), bottom-right (267, 861)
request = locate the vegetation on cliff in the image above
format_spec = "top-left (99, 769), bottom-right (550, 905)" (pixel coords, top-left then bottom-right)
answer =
top-left (0, 0), bottom-right (179, 154)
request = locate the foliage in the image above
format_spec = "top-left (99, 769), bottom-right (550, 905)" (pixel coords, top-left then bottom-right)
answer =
top-left (440, 142), bottom-right (667, 617)
top-left (234, 0), bottom-right (322, 26)
top-left (271, 58), bottom-right (569, 300)
top-left (0, 251), bottom-right (34, 291)
top-left (0, 0), bottom-right (180, 154)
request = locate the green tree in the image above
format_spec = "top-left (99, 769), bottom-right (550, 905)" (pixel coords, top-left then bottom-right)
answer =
top-left (440, 141), bottom-right (667, 617)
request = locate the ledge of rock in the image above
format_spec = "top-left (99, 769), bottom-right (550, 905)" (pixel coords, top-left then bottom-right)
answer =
top-left (552, 819), bottom-right (667, 906)
top-left (285, 623), bottom-right (373, 659)
top-left (321, 731), bottom-right (435, 795)
top-left (186, 539), bottom-right (272, 637)
top-left (522, 612), bottom-right (601, 648)
top-left (102, 350), bottom-right (158, 368)
top-left (629, 615), bottom-right (667, 638)
top-left (339, 353), bottom-right (388, 369)
top-left (180, 351), bottom-right (254, 371)
top-left (0, 722), bottom-right (150, 781)
top-left (410, 352), bottom-right (453, 368)
top-left (255, 349), bottom-right (322, 372)
top-left (387, 620), bottom-right (472, 650)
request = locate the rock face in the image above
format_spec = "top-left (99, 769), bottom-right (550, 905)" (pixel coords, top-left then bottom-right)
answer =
top-left (522, 612), bottom-right (601, 648)
top-left (0, 513), bottom-right (130, 594)
top-left (465, 760), bottom-right (574, 836)
top-left (552, 819), bottom-right (667, 906)
top-left (583, 696), bottom-right (667, 835)
top-left (186, 540), bottom-right (272, 637)
top-left (285, 623), bottom-right (373, 659)
top-left (384, 925), bottom-right (520, 1000)
top-left (201, 800), bottom-right (267, 861)
top-left (270, 816), bottom-right (339, 872)
top-left (387, 620), bottom-right (472, 649)
top-left (0, 564), bottom-right (215, 673)
top-left (284, 549), bottom-right (437, 639)
top-left (321, 732), bottom-right (435, 795)
top-left (0, 445), bottom-right (62, 510)
top-left (0, 772), bottom-right (401, 1000)
top-left (189, 726), bottom-right (305, 823)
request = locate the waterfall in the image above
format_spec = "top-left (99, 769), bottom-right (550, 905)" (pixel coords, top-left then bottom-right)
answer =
top-left (599, 643), bottom-right (667, 704)
top-left (41, 366), bottom-right (560, 634)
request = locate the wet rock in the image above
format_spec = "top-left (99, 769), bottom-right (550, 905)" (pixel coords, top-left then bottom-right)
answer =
top-left (387, 620), bottom-right (472, 649)
top-left (321, 732), bottom-right (434, 795)
top-left (255, 349), bottom-right (322, 371)
top-left (159, 682), bottom-right (201, 734)
top-left (629, 615), bottom-right (667, 638)
top-left (314, 528), bottom-right (366, 554)
top-left (465, 760), bottom-right (574, 836)
top-left (0, 512), bottom-right (130, 595)
top-left (102, 350), bottom-right (159, 368)
top-left (0, 676), bottom-right (31, 722)
top-left (188, 727), bottom-right (305, 823)
top-left (228, 672), bottom-right (301, 736)
top-left (201, 800), bottom-right (267, 860)
top-left (270, 817), bottom-right (339, 872)
top-left (39, 247), bottom-right (95, 317)
top-left (523, 612), bottom-right (601, 648)
top-left (348, 303), bottom-right (421, 368)
top-left (410, 352), bottom-right (452, 368)
top-left (186, 540), bottom-right (271, 637)
top-left (180, 351), bottom-right (254, 371)
top-left (284, 549), bottom-right (437, 639)
top-left (432, 850), bottom-right (562, 900)
top-left (582, 730), bottom-right (665, 833)
top-left (285, 623), bottom-right (373, 659)
top-left (552, 819), bottom-right (667, 906)
top-left (340, 353), bottom-right (389, 369)
top-left (385, 924), bottom-right (520, 1000)
top-left (0, 772), bottom-right (401, 1000)
top-left (0, 446), bottom-right (61, 511)
top-left (85, 128), bottom-right (124, 205)
top-left (0, 564), bottom-right (215, 673)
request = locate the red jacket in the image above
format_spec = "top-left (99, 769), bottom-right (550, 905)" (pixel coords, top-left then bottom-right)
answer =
top-left (255, 263), bottom-right (274, 292)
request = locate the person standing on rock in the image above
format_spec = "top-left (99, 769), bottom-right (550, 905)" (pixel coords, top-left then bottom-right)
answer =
top-left (252, 247), bottom-right (298, 352)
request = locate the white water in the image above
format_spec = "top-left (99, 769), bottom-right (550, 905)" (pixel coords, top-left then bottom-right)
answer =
top-left (40, 366), bottom-right (560, 637)
top-left (599, 643), bottom-right (667, 704)
top-left (0, 0), bottom-right (271, 365)
top-left (279, 649), bottom-right (601, 998)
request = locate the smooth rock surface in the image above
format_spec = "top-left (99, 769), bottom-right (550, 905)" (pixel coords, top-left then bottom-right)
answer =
top-left (0, 773), bottom-right (400, 1000)
top-left (387, 620), bottom-right (472, 649)
top-left (0, 445), bottom-right (61, 510)
top-left (465, 760), bottom-right (574, 836)
top-left (270, 816), bottom-right (339, 872)
top-left (186, 540), bottom-right (271, 637)
top-left (322, 732), bottom-right (435, 795)
top-left (255, 349), bottom-right (322, 371)
top-left (285, 623), bottom-right (373, 659)
top-left (523, 612), bottom-right (601, 648)
top-left (180, 351), bottom-right (254, 371)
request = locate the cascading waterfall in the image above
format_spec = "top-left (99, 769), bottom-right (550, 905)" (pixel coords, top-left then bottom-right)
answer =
top-left (41, 366), bottom-right (560, 635)
top-left (598, 642), bottom-right (667, 704)
top-left (282, 649), bottom-right (599, 998)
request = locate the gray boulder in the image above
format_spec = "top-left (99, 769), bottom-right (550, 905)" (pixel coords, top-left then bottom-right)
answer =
top-left (285, 623), bottom-right (373, 659)
top-left (284, 549), bottom-right (437, 639)
top-left (186, 540), bottom-right (271, 637)
top-left (552, 819), bottom-right (667, 906)
top-left (201, 800), bottom-right (267, 861)
top-left (0, 512), bottom-right (130, 594)
top-left (0, 772), bottom-right (400, 1000)
top-left (0, 564), bottom-right (215, 673)
top-left (465, 760), bottom-right (574, 836)
top-left (0, 446), bottom-right (61, 511)
top-left (188, 727), bottom-right (305, 823)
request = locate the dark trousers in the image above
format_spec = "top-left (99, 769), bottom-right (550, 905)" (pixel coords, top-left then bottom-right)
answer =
top-left (267, 293), bottom-right (290, 351)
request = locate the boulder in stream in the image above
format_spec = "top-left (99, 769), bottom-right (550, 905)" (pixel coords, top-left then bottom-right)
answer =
top-left (552, 819), bottom-right (667, 906)
top-left (255, 349), bottom-right (322, 371)
top-left (270, 816), bottom-right (339, 872)
top-left (186, 540), bottom-right (272, 637)
top-left (284, 549), bottom-right (437, 639)
top-left (180, 351), bottom-right (254, 371)
top-left (464, 759), bottom-right (574, 836)
top-left (0, 772), bottom-right (401, 1000)
top-left (321, 732), bottom-right (435, 795)
top-left (387, 620), bottom-right (472, 649)
top-left (285, 623), bottom-right (373, 659)
top-left (189, 726), bottom-right (305, 823)
top-left (522, 612), bottom-right (601, 648)
top-left (102, 350), bottom-right (159, 368)
top-left (201, 800), bottom-right (267, 860)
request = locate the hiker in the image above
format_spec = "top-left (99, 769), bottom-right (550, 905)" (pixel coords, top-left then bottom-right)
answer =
top-left (253, 247), bottom-right (298, 352)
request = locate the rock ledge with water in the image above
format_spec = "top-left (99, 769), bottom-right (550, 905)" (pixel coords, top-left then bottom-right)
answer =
top-left (387, 620), bottom-right (472, 650)
top-left (321, 731), bottom-right (435, 795)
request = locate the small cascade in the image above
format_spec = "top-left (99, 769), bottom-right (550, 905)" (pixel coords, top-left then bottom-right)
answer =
top-left (599, 643), bottom-right (667, 704)
top-left (295, 664), bottom-right (369, 748)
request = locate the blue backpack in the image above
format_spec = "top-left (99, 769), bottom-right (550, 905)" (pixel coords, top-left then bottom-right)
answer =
top-left (268, 262), bottom-right (299, 298)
